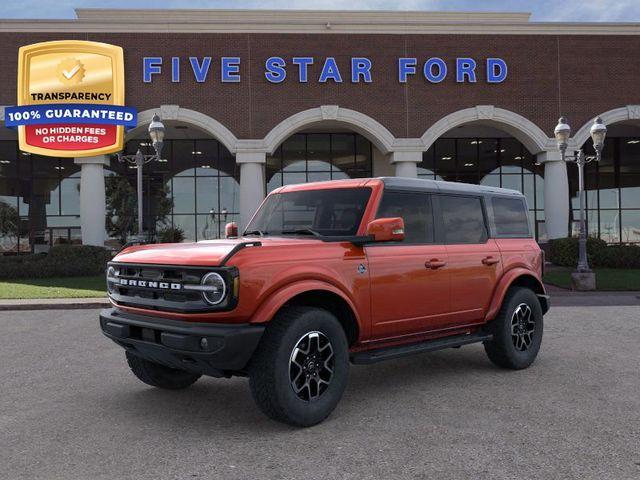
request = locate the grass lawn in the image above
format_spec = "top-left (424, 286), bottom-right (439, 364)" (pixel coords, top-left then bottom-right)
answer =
top-left (544, 267), bottom-right (640, 291)
top-left (0, 276), bottom-right (106, 299)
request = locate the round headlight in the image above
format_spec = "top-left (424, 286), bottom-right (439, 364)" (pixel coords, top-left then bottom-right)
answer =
top-left (201, 272), bottom-right (226, 305)
top-left (106, 266), bottom-right (116, 294)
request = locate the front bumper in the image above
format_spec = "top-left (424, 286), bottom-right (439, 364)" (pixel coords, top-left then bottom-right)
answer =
top-left (99, 308), bottom-right (265, 376)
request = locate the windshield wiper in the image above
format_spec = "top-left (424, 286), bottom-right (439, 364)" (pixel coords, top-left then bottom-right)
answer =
top-left (243, 229), bottom-right (267, 237)
top-left (280, 228), bottom-right (323, 237)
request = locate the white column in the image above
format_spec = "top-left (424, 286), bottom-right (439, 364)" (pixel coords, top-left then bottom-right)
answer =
top-left (538, 151), bottom-right (569, 240)
top-left (390, 151), bottom-right (422, 178)
top-left (237, 151), bottom-right (266, 231)
top-left (74, 155), bottom-right (109, 246)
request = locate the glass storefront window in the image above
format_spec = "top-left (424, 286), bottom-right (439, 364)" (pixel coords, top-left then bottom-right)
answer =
top-left (434, 139), bottom-right (456, 178)
top-left (621, 210), bottom-right (640, 243)
top-left (307, 134), bottom-right (331, 172)
top-left (421, 136), bottom-right (544, 241)
top-left (266, 133), bottom-right (372, 193)
top-left (107, 138), bottom-right (239, 244)
top-left (196, 177), bottom-right (219, 214)
top-left (60, 177), bottom-right (80, 216)
top-left (569, 136), bottom-right (640, 244)
top-left (621, 175), bottom-right (640, 209)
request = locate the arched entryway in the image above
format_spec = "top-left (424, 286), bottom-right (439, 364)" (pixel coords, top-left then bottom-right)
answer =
top-left (569, 107), bottom-right (640, 244)
top-left (116, 117), bottom-right (239, 245)
top-left (419, 107), bottom-right (557, 241)
top-left (262, 106), bottom-right (395, 195)
top-left (419, 123), bottom-right (547, 241)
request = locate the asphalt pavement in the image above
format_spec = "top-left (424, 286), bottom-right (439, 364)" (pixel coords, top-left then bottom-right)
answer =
top-left (1, 306), bottom-right (639, 480)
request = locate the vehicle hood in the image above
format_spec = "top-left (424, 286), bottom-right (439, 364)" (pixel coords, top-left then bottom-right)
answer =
top-left (112, 237), bottom-right (321, 267)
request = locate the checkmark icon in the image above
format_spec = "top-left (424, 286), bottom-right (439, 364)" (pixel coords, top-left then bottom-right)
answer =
top-left (62, 64), bottom-right (80, 79)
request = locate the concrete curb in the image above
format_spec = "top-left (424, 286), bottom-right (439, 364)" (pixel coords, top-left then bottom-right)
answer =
top-left (2, 290), bottom-right (640, 311)
top-left (0, 298), bottom-right (110, 311)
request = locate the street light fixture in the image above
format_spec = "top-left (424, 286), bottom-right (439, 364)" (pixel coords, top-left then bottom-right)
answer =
top-left (117, 113), bottom-right (166, 240)
top-left (553, 116), bottom-right (607, 288)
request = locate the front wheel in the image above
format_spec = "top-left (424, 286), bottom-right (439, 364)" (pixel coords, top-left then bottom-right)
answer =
top-left (484, 287), bottom-right (544, 370)
top-left (248, 307), bottom-right (349, 427)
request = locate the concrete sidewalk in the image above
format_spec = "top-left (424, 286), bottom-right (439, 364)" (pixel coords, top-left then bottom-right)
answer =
top-left (0, 297), bottom-right (109, 311)
top-left (543, 284), bottom-right (640, 307)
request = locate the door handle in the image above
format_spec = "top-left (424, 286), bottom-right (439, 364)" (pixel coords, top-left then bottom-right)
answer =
top-left (482, 256), bottom-right (500, 266)
top-left (425, 259), bottom-right (446, 269)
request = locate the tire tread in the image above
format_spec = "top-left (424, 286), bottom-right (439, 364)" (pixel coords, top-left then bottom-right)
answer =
top-left (484, 287), bottom-right (543, 370)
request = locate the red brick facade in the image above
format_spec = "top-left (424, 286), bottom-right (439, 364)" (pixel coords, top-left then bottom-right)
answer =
top-left (0, 31), bottom-right (638, 140)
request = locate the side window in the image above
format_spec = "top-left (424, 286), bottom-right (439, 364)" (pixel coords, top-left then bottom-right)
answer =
top-left (376, 191), bottom-right (434, 243)
top-left (492, 197), bottom-right (531, 237)
top-left (439, 195), bottom-right (488, 244)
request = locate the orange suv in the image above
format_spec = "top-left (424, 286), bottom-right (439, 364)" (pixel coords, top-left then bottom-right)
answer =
top-left (100, 177), bottom-right (549, 427)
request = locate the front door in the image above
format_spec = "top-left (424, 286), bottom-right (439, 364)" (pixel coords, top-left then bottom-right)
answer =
top-left (367, 191), bottom-right (450, 340)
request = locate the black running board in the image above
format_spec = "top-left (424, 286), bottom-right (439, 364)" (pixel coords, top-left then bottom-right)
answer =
top-left (350, 332), bottom-right (493, 365)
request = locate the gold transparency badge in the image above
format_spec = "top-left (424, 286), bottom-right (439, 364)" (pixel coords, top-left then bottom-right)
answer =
top-left (6, 40), bottom-right (135, 157)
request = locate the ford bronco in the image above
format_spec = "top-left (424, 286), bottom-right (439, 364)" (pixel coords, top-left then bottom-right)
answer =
top-left (100, 177), bottom-right (549, 427)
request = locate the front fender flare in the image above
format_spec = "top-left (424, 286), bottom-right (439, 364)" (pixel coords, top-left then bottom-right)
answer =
top-left (249, 279), bottom-right (362, 329)
top-left (485, 268), bottom-right (546, 322)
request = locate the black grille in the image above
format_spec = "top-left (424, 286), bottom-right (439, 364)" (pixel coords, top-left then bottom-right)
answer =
top-left (108, 262), bottom-right (237, 313)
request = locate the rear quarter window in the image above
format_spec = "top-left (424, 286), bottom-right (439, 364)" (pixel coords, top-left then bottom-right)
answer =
top-left (439, 195), bottom-right (488, 244)
top-left (491, 197), bottom-right (531, 237)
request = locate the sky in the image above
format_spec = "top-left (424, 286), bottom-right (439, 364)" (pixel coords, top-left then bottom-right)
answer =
top-left (0, 0), bottom-right (639, 22)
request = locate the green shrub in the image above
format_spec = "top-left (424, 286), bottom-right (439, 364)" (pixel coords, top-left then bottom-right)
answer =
top-left (0, 245), bottom-right (113, 279)
top-left (549, 237), bottom-right (640, 269)
top-left (157, 226), bottom-right (185, 243)
top-left (594, 244), bottom-right (640, 269)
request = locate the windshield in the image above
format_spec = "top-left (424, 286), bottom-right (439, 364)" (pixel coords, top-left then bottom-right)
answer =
top-left (245, 187), bottom-right (372, 237)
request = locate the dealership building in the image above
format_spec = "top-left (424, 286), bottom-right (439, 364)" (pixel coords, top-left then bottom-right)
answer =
top-left (0, 8), bottom-right (640, 251)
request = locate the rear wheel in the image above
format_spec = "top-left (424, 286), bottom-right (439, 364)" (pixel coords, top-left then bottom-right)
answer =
top-left (125, 351), bottom-right (201, 390)
top-left (484, 287), bottom-right (543, 370)
top-left (248, 307), bottom-right (349, 427)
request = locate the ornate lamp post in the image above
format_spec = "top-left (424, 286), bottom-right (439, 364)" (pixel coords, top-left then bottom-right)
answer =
top-left (117, 114), bottom-right (165, 239)
top-left (554, 116), bottom-right (607, 289)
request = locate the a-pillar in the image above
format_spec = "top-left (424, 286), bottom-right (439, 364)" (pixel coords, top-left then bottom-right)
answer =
top-left (237, 151), bottom-right (266, 230)
top-left (74, 155), bottom-right (109, 246)
top-left (390, 150), bottom-right (422, 178)
top-left (538, 151), bottom-right (569, 240)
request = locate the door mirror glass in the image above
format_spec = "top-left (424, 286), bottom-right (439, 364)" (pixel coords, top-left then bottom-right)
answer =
top-left (366, 217), bottom-right (405, 242)
top-left (225, 222), bottom-right (238, 238)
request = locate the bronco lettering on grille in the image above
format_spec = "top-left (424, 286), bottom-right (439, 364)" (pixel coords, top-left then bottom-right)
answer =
top-left (118, 278), bottom-right (182, 290)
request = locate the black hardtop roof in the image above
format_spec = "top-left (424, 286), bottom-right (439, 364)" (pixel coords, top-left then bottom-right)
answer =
top-left (379, 177), bottom-right (523, 197)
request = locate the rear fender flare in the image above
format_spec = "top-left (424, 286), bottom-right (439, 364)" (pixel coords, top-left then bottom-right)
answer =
top-left (485, 268), bottom-right (546, 321)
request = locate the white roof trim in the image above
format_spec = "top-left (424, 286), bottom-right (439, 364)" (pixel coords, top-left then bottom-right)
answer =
top-left (0, 9), bottom-right (639, 34)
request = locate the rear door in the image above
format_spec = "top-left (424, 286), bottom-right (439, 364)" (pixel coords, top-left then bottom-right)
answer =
top-left (435, 194), bottom-right (502, 326)
top-left (367, 190), bottom-right (450, 340)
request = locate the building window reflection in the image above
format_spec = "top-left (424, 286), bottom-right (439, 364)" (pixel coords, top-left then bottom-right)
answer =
top-left (266, 133), bottom-right (373, 193)
top-left (0, 140), bottom-right (81, 253)
top-left (419, 137), bottom-right (545, 241)
top-left (114, 138), bottom-right (239, 244)
top-left (569, 137), bottom-right (640, 244)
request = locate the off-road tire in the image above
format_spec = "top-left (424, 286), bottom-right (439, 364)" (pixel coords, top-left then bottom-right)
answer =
top-left (125, 351), bottom-right (201, 390)
top-left (248, 307), bottom-right (349, 427)
top-left (484, 287), bottom-right (544, 370)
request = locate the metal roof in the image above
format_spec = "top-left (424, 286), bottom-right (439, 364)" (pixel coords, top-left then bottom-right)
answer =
top-left (379, 177), bottom-right (523, 197)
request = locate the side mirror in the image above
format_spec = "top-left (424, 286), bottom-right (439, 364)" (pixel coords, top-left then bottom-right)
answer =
top-left (366, 217), bottom-right (405, 242)
top-left (225, 222), bottom-right (238, 238)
